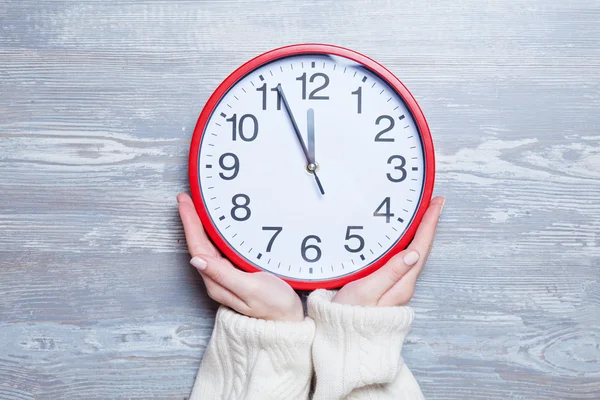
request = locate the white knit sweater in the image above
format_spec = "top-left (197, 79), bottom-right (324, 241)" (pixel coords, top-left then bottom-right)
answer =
top-left (190, 290), bottom-right (424, 400)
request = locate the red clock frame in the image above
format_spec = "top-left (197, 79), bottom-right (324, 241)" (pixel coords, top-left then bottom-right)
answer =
top-left (189, 44), bottom-right (435, 290)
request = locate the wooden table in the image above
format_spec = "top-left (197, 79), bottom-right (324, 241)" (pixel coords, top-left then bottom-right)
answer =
top-left (1, 1), bottom-right (599, 398)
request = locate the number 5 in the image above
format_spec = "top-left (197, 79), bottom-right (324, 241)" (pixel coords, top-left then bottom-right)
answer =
top-left (344, 226), bottom-right (365, 253)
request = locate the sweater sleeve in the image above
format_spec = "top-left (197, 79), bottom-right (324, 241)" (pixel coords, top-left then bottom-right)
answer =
top-left (307, 290), bottom-right (424, 400)
top-left (190, 306), bottom-right (315, 400)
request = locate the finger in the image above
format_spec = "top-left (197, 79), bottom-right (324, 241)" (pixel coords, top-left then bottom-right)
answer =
top-left (200, 272), bottom-right (250, 314)
top-left (406, 196), bottom-right (445, 273)
top-left (190, 254), bottom-right (250, 297)
top-left (378, 196), bottom-right (445, 306)
top-left (377, 276), bottom-right (416, 306)
top-left (352, 248), bottom-right (422, 298)
top-left (177, 193), bottom-right (219, 257)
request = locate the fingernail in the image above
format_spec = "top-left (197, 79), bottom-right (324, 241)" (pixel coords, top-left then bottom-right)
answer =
top-left (439, 198), bottom-right (446, 217)
top-left (190, 256), bottom-right (207, 271)
top-left (403, 250), bottom-right (420, 267)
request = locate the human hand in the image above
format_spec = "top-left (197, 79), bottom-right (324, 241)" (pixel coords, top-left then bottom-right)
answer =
top-left (177, 193), bottom-right (304, 322)
top-left (333, 196), bottom-right (445, 307)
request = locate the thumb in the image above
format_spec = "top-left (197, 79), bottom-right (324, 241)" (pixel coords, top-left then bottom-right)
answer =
top-left (190, 254), bottom-right (249, 297)
top-left (356, 249), bottom-right (421, 296)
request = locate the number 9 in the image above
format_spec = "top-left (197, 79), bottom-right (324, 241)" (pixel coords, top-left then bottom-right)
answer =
top-left (219, 153), bottom-right (240, 180)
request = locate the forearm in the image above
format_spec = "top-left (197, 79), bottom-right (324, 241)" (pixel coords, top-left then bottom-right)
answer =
top-left (308, 290), bottom-right (424, 400)
top-left (190, 306), bottom-right (315, 400)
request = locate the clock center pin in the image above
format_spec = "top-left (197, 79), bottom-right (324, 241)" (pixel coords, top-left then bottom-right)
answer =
top-left (307, 162), bottom-right (319, 173)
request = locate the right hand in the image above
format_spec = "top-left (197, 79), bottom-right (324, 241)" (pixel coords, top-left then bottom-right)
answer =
top-left (177, 193), bottom-right (305, 322)
top-left (333, 196), bottom-right (445, 307)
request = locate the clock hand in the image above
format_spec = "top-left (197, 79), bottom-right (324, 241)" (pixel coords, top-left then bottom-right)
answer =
top-left (307, 108), bottom-right (315, 163)
top-left (276, 84), bottom-right (325, 195)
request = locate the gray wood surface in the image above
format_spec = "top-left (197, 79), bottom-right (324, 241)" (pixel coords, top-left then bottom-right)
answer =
top-left (1, 0), bottom-right (599, 399)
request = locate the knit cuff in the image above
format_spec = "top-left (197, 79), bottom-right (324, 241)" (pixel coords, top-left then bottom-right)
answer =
top-left (217, 305), bottom-right (316, 350)
top-left (307, 289), bottom-right (415, 393)
top-left (190, 306), bottom-right (315, 400)
top-left (307, 289), bottom-right (414, 335)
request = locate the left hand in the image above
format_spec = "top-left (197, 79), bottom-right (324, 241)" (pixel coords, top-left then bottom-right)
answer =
top-left (177, 193), bottom-right (304, 322)
top-left (333, 196), bottom-right (445, 307)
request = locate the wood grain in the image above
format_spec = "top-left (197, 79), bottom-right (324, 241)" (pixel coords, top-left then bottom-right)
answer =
top-left (1, 0), bottom-right (599, 398)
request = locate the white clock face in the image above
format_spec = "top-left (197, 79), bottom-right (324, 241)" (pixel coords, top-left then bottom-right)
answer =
top-left (197, 53), bottom-right (426, 283)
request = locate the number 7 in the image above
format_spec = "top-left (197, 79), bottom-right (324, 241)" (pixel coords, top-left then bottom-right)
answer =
top-left (262, 226), bottom-right (283, 252)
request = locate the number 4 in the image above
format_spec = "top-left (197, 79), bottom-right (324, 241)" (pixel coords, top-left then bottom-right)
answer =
top-left (373, 197), bottom-right (394, 223)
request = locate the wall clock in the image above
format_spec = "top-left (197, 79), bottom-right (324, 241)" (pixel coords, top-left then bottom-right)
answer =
top-left (189, 44), bottom-right (435, 290)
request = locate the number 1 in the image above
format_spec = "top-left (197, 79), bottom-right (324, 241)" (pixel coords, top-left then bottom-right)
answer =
top-left (351, 87), bottom-right (362, 114)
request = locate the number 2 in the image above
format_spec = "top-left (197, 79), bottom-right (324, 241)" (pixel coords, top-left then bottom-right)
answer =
top-left (374, 115), bottom-right (395, 142)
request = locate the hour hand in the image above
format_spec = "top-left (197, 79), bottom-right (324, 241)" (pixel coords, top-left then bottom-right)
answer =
top-left (307, 108), bottom-right (315, 163)
top-left (277, 85), bottom-right (324, 195)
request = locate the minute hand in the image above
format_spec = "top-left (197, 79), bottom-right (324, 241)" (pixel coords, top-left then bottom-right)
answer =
top-left (276, 84), bottom-right (325, 195)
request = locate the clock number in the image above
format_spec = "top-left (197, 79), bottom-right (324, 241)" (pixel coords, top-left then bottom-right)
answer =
top-left (301, 235), bottom-right (322, 263)
top-left (344, 226), bottom-right (365, 253)
top-left (351, 87), bottom-right (362, 114)
top-left (218, 153), bottom-right (239, 180)
top-left (373, 197), bottom-right (394, 223)
top-left (227, 114), bottom-right (258, 142)
top-left (256, 83), bottom-right (282, 110)
top-left (296, 72), bottom-right (330, 100)
top-left (231, 194), bottom-right (251, 221)
top-left (374, 115), bottom-right (395, 142)
top-left (386, 155), bottom-right (407, 183)
top-left (262, 226), bottom-right (283, 252)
